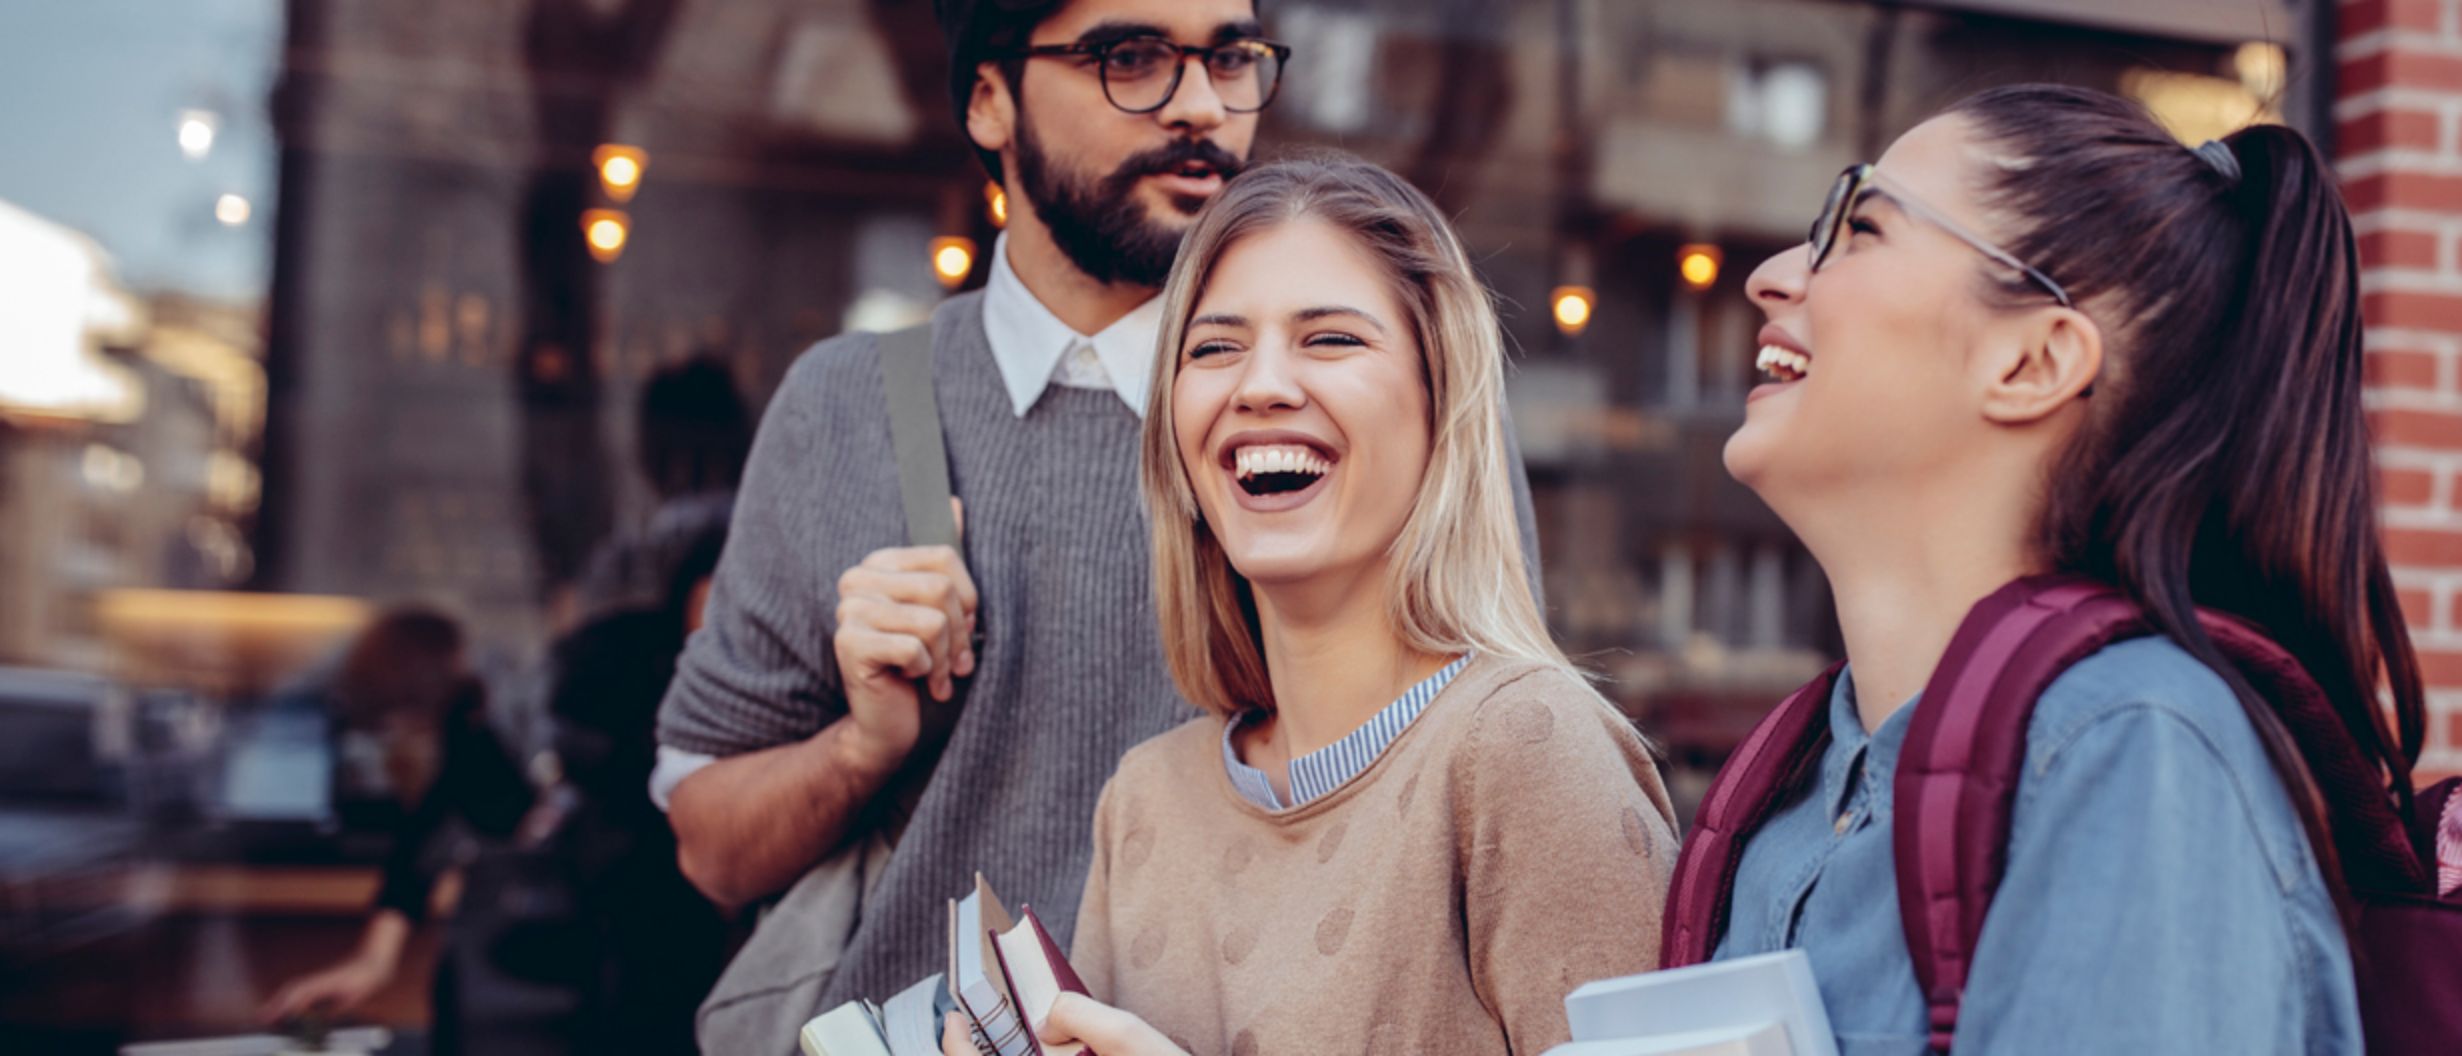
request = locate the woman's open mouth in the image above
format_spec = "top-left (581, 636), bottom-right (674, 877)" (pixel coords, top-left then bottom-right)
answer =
top-left (1755, 344), bottom-right (1811, 384)
top-left (1226, 442), bottom-right (1334, 512)
top-left (1747, 331), bottom-right (1814, 405)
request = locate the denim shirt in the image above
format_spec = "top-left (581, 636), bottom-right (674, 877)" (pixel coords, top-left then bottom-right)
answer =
top-left (1712, 637), bottom-right (2362, 1054)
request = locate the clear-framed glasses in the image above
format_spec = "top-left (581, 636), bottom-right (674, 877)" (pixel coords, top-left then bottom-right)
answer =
top-left (1810, 163), bottom-right (2073, 308)
top-left (1001, 36), bottom-right (1291, 115)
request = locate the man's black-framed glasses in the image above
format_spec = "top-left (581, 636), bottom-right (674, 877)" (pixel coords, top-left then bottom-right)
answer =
top-left (1809, 163), bottom-right (2073, 308)
top-left (1002, 36), bottom-right (1291, 115)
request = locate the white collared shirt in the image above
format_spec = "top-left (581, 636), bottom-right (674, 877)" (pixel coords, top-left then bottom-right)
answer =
top-left (980, 232), bottom-right (1162, 419)
top-left (649, 234), bottom-right (1164, 812)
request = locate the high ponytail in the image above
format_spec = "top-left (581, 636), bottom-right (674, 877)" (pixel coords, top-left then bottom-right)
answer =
top-left (1948, 85), bottom-right (2425, 892)
top-left (2206, 125), bottom-right (2425, 802)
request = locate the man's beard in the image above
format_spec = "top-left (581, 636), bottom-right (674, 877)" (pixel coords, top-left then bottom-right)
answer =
top-left (1014, 114), bottom-right (1247, 288)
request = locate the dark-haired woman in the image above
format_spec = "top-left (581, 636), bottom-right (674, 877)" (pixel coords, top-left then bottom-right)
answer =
top-left (1711, 84), bottom-right (2420, 1052)
top-left (260, 609), bottom-right (533, 1038)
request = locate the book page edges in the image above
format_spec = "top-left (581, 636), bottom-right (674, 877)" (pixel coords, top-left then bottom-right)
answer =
top-left (987, 905), bottom-right (1091, 1056)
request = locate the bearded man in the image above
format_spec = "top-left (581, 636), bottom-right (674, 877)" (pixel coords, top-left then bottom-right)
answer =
top-left (652, 0), bottom-right (1278, 1044)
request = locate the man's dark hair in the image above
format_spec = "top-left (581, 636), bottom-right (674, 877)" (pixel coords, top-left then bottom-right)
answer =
top-left (637, 353), bottom-right (751, 499)
top-left (935, 0), bottom-right (1266, 182)
top-left (936, 0), bottom-right (1066, 182)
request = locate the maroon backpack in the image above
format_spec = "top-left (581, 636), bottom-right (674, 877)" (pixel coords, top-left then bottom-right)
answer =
top-left (1659, 574), bottom-right (2462, 1053)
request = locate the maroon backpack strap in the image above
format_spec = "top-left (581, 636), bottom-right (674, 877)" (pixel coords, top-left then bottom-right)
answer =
top-left (1892, 575), bottom-right (2149, 1052)
top-left (1890, 578), bottom-right (2426, 1052)
top-left (1660, 661), bottom-right (1845, 968)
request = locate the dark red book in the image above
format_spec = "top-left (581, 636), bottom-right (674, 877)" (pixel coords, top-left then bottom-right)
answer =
top-left (985, 904), bottom-right (1098, 1056)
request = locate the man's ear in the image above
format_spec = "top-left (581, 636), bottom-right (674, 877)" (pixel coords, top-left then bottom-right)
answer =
top-left (1979, 307), bottom-right (2103, 425)
top-left (965, 62), bottom-right (1017, 155)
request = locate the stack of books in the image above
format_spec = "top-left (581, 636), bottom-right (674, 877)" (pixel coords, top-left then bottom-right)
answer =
top-left (802, 875), bottom-right (1095, 1056)
top-left (1542, 951), bottom-right (1838, 1056)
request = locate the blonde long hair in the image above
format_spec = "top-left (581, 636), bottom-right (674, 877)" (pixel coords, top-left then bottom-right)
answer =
top-left (1142, 155), bottom-right (1567, 718)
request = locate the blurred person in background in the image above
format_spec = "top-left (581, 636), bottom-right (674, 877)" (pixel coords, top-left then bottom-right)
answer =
top-left (566, 352), bottom-right (753, 629)
top-left (260, 526), bottom-right (737, 1052)
top-left (258, 607), bottom-right (533, 1036)
top-left (539, 520), bottom-right (735, 1054)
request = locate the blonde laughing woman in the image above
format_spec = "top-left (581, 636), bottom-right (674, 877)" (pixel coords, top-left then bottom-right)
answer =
top-left (949, 155), bottom-right (1679, 1056)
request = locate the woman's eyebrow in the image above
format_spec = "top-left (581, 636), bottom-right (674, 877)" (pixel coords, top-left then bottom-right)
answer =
top-left (1189, 312), bottom-right (1248, 329)
top-left (1853, 186), bottom-right (1903, 216)
top-left (1292, 305), bottom-right (1389, 334)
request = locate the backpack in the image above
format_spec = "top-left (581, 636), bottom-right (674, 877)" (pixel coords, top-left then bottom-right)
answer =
top-left (697, 321), bottom-right (958, 1055)
top-left (1659, 574), bottom-right (2462, 1053)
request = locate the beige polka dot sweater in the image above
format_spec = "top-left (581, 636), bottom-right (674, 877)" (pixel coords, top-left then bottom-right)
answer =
top-left (1068, 654), bottom-right (1679, 1056)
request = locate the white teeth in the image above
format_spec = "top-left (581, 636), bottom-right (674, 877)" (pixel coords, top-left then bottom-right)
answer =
top-left (1756, 344), bottom-right (1811, 382)
top-left (1233, 444), bottom-right (1332, 480)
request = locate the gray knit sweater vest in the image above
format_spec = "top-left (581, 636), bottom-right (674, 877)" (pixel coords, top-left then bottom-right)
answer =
top-left (657, 291), bottom-right (1188, 1011)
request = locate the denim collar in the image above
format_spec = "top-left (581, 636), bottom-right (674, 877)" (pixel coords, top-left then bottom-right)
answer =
top-left (1821, 665), bottom-right (1921, 825)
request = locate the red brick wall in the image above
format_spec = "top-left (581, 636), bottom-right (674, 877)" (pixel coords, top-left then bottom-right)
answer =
top-left (2342, 0), bottom-right (2462, 779)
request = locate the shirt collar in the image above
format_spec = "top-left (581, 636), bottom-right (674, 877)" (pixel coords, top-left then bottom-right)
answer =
top-left (1220, 654), bottom-right (1474, 811)
top-left (1821, 666), bottom-right (1919, 822)
top-left (980, 232), bottom-right (1162, 418)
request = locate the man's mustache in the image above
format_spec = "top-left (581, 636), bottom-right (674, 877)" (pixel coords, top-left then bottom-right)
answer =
top-left (1112, 138), bottom-right (1248, 183)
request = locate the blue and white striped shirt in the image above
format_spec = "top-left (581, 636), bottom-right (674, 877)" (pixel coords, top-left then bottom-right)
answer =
top-left (1219, 654), bottom-right (1472, 810)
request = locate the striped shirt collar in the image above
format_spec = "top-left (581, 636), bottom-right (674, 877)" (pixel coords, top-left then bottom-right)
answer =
top-left (1221, 654), bottom-right (1473, 811)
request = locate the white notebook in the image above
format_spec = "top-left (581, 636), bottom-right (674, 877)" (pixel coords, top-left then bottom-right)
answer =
top-left (1546, 950), bottom-right (1837, 1056)
top-left (879, 973), bottom-right (950, 1055)
top-left (799, 973), bottom-right (953, 1056)
top-left (800, 1001), bottom-right (894, 1056)
top-left (1544, 1021), bottom-right (1793, 1056)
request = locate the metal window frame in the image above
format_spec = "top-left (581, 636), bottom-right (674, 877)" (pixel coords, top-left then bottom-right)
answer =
top-left (1887, 0), bottom-right (2304, 46)
top-left (1888, 0), bottom-right (2331, 141)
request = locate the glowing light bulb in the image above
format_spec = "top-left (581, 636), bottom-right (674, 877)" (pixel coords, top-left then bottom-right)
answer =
top-left (583, 209), bottom-right (630, 262)
top-left (931, 236), bottom-right (977, 287)
top-left (178, 110), bottom-right (218, 161)
top-left (1551, 286), bottom-right (1595, 335)
top-left (593, 144), bottom-right (648, 202)
top-left (1678, 244), bottom-right (1723, 291)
